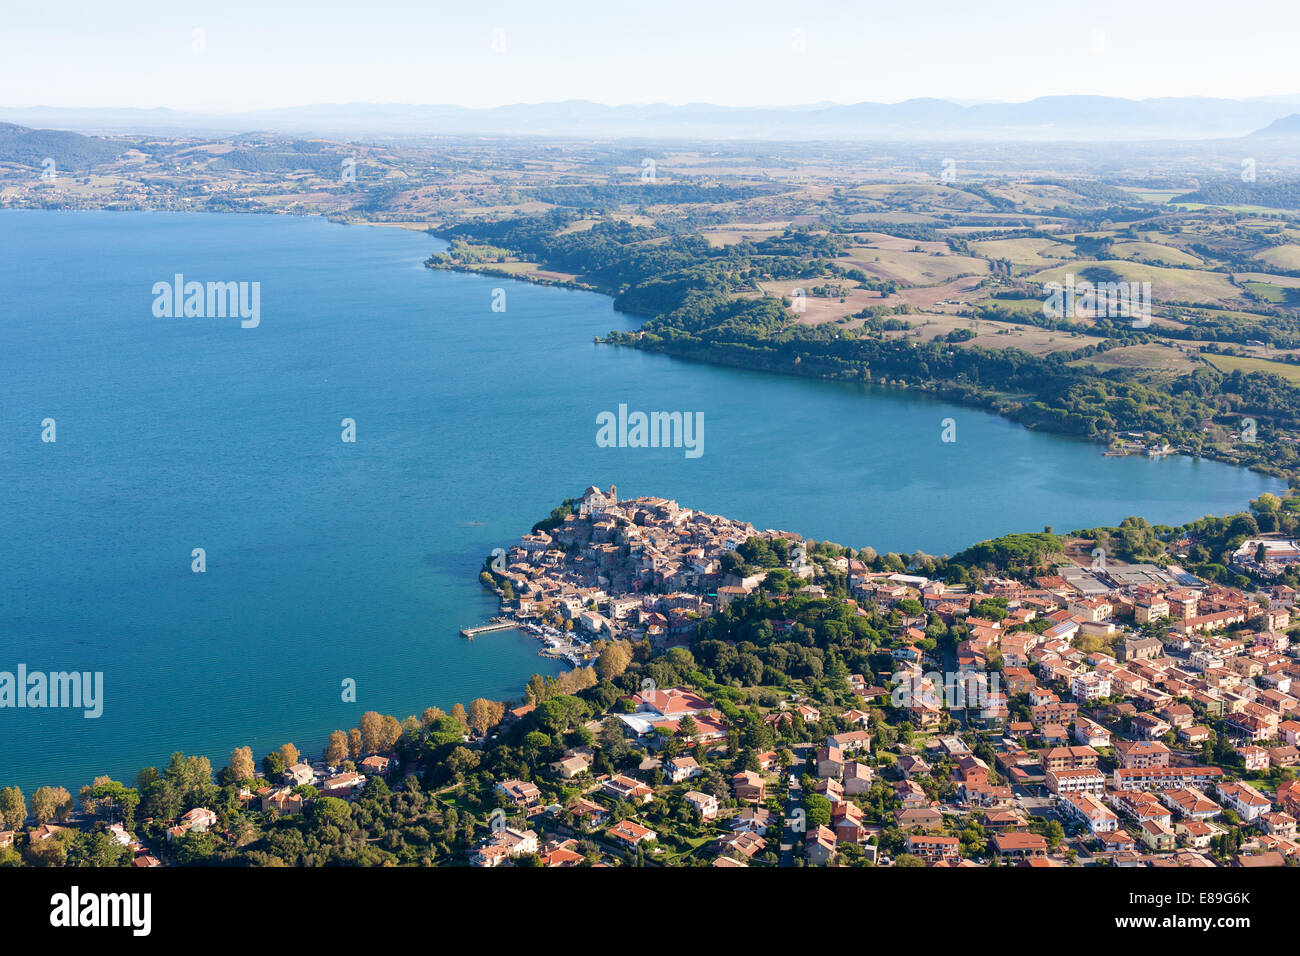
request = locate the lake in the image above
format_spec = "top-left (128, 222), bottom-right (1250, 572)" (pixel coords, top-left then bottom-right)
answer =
top-left (0, 209), bottom-right (1283, 792)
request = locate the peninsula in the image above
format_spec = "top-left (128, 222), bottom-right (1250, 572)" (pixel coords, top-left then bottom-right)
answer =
top-left (4, 483), bottom-right (1299, 869)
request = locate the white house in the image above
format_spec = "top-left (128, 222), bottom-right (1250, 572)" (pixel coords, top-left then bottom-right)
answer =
top-left (664, 755), bottom-right (703, 784)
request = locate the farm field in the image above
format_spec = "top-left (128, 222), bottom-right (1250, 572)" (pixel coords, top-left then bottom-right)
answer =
top-left (701, 225), bottom-right (787, 247)
top-left (843, 244), bottom-right (990, 285)
top-left (1107, 240), bottom-right (1204, 267)
top-left (756, 279), bottom-right (884, 325)
top-left (1254, 245), bottom-right (1300, 270)
top-left (966, 236), bottom-right (1075, 268)
top-left (888, 312), bottom-right (1087, 355)
top-left (1243, 280), bottom-right (1292, 303)
top-left (1236, 271), bottom-right (1300, 288)
top-left (1028, 259), bottom-right (1242, 308)
top-left (1069, 343), bottom-right (1204, 374)
top-left (1204, 352), bottom-right (1300, 383)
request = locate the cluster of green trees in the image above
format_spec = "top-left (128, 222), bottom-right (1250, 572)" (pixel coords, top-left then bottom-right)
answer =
top-left (437, 205), bottom-right (1300, 494)
top-left (952, 532), bottom-right (1064, 570)
top-left (1075, 517), bottom-right (1165, 564)
top-left (1175, 180), bottom-right (1300, 212)
top-left (0, 122), bottom-right (129, 170)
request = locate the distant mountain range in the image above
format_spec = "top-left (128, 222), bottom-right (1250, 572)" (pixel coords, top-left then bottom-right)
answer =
top-left (4, 97), bottom-right (1300, 142)
top-left (1251, 113), bottom-right (1300, 138)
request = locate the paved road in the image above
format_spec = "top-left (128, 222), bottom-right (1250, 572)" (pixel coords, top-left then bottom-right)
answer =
top-left (779, 743), bottom-right (812, 866)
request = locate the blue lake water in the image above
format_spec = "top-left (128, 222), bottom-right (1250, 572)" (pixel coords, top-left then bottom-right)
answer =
top-left (0, 209), bottom-right (1283, 792)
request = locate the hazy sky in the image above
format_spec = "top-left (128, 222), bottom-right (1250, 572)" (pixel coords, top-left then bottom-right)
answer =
top-left (5, 0), bottom-right (1298, 111)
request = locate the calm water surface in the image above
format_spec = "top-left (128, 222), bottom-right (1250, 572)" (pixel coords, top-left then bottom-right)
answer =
top-left (0, 210), bottom-right (1282, 791)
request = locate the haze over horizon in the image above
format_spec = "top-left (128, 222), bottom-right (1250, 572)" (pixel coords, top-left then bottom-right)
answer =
top-left (4, 0), bottom-right (1300, 113)
top-left (10, 93), bottom-right (1300, 115)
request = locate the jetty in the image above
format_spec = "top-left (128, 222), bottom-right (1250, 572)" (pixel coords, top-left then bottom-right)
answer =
top-left (459, 618), bottom-right (518, 639)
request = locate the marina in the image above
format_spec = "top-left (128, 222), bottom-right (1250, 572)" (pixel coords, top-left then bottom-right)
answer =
top-left (460, 616), bottom-right (586, 667)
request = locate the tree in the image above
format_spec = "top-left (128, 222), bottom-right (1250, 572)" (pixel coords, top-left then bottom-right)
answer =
top-left (162, 754), bottom-right (216, 808)
top-left (79, 775), bottom-right (112, 814)
top-left (171, 830), bottom-right (216, 865)
top-left (324, 730), bottom-right (349, 766)
top-left (312, 796), bottom-right (353, 831)
top-left (444, 747), bottom-right (480, 781)
top-left (449, 703), bottom-right (468, 728)
top-left (262, 751), bottom-right (287, 780)
top-left (534, 695), bottom-right (590, 735)
top-left (25, 829), bottom-right (71, 866)
top-left (523, 731), bottom-right (551, 763)
top-left (359, 711), bottom-right (385, 755)
top-left (279, 743), bottom-right (300, 768)
top-left (595, 640), bottom-right (633, 680)
top-left (736, 653), bottom-right (764, 686)
top-left (31, 786), bottom-right (72, 825)
top-left (86, 780), bottom-right (139, 826)
top-left (348, 728), bottom-right (363, 759)
top-left (803, 793), bottom-right (832, 828)
top-left (677, 714), bottom-right (698, 740)
top-left (0, 790), bottom-right (24, 832)
top-left (466, 698), bottom-right (505, 736)
top-left (50, 786), bottom-right (74, 824)
top-left (1040, 818), bottom-right (1065, 848)
top-left (379, 715), bottom-right (403, 751)
top-left (229, 746), bottom-right (256, 783)
top-left (400, 715), bottom-right (422, 746)
top-left (66, 831), bottom-right (131, 867)
top-left (139, 778), bottom-right (181, 823)
top-left (1253, 493), bottom-right (1282, 514)
top-left (598, 716), bottom-right (629, 760)
top-left (525, 674), bottom-right (559, 706)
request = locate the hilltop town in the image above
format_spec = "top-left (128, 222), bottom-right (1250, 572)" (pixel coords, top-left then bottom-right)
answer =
top-left (455, 486), bottom-right (1300, 867)
top-left (4, 485), bottom-right (1300, 869)
top-left (481, 484), bottom-right (808, 654)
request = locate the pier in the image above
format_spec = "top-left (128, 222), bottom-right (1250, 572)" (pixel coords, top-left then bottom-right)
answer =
top-left (459, 619), bottom-right (518, 639)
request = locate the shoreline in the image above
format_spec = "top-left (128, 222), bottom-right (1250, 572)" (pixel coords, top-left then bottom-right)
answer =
top-left (421, 249), bottom-right (1290, 491)
top-left (0, 205), bottom-right (1281, 492)
top-left (0, 207), bottom-right (1285, 798)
